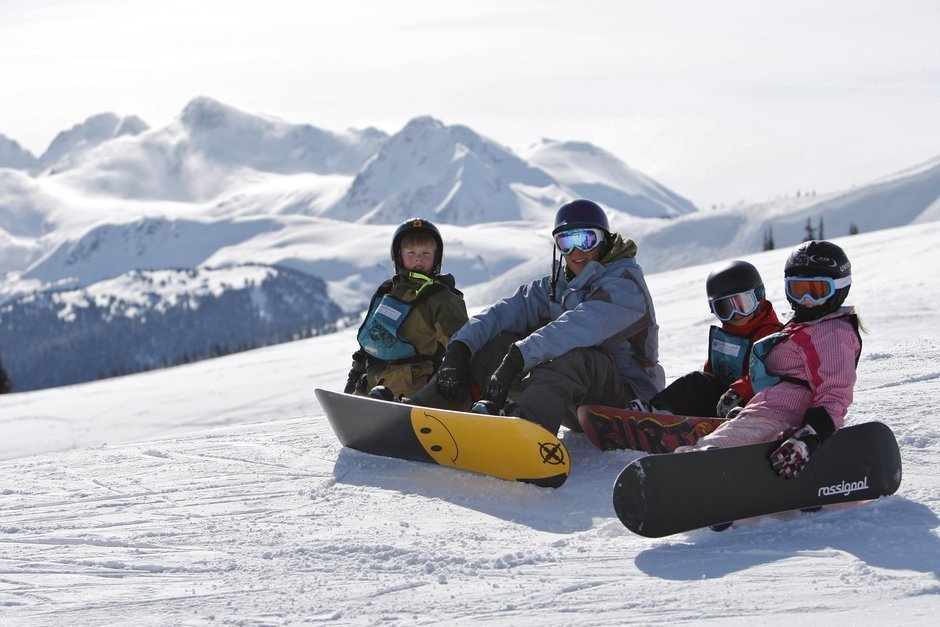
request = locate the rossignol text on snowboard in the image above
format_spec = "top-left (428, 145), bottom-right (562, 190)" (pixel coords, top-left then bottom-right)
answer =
top-left (316, 388), bottom-right (569, 488)
top-left (612, 421), bottom-right (901, 537)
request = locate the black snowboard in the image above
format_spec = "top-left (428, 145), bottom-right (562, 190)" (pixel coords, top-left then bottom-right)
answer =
top-left (613, 421), bottom-right (902, 537)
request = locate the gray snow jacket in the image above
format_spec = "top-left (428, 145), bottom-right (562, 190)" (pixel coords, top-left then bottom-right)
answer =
top-left (450, 234), bottom-right (665, 401)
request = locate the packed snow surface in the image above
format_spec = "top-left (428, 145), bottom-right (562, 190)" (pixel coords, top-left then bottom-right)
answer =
top-left (1, 221), bottom-right (937, 624)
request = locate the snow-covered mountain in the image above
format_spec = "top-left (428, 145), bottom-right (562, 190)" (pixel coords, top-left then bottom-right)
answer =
top-left (1, 98), bottom-right (938, 393)
top-left (0, 263), bottom-right (343, 392)
top-left (523, 139), bottom-right (699, 218)
top-left (40, 112), bottom-right (150, 174)
top-left (327, 118), bottom-right (699, 225)
top-left (20, 215), bottom-right (286, 288)
top-left (615, 154), bottom-right (940, 275)
top-left (0, 221), bottom-right (936, 624)
top-left (0, 134), bottom-right (38, 170)
top-left (328, 116), bottom-right (558, 224)
top-left (44, 97), bottom-right (388, 202)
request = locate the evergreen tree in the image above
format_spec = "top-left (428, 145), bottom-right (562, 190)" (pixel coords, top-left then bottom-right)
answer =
top-left (803, 217), bottom-right (816, 241)
top-left (819, 216), bottom-right (825, 240)
top-left (849, 222), bottom-right (860, 235)
top-left (1, 352), bottom-right (12, 394)
top-left (763, 226), bottom-right (775, 251)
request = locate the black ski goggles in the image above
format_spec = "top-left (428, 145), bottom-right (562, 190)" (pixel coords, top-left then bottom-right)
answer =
top-left (709, 288), bottom-right (762, 321)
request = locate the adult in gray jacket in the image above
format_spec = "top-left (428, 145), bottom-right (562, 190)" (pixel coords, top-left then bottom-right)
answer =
top-left (411, 199), bottom-right (665, 435)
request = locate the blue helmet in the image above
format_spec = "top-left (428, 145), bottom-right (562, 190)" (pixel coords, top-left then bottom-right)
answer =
top-left (552, 199), bottom-right (610, 236)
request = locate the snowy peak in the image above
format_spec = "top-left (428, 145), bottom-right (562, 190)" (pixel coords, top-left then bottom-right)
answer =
top-left (40, 112), bottom-right (149, 172)
top-left (42, 97), bottom-right (388, 202)
top-left (524, 139), bottom-right (698, 218)
top-left (331, 115), bottom-right (558, 225)
top-left (330, 118), bottom-right (699, 225)
top-left (2, 99), bottom-right (697, 222)
top-left (0, 134), bottom-right (38, 170)
top-left (177, 96), bottom-right (387, 175)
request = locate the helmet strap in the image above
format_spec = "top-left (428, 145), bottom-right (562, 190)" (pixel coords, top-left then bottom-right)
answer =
top-left (549, 246), bottom-right (560, 301)
top-left (408, 271), bottom-right (434, 295)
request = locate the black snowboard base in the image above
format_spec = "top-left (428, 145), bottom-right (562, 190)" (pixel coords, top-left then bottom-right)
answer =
top-left (612, 421), bottom-right (902, 537)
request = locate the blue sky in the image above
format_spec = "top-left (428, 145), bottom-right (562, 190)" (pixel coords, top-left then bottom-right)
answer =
top-left (1, 0), bottom-right (938, 207)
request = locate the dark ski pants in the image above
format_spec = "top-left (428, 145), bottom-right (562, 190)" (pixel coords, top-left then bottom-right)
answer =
top-left (412, 331), bottom-right (634, 435)
top-left (649, 370), bottom-right (727, 417)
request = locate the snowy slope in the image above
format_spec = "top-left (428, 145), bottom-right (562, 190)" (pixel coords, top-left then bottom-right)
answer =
top-left (0, 222), bottom-right (937, 624)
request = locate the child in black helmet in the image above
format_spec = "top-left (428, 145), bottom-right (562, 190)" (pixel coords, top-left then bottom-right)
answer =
top-left (679, 240), bottom-right (863, 481)
top-left (645, 260), bottom-right (783, 418)
top-left (343, 218), bottom-right (468, 399)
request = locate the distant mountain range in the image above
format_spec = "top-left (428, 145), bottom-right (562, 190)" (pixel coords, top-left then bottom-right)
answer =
top-left (0, 96), bottom-right (694, 218)
top-left (0, 264), bottom-right (343, 392)
top-left (0, 96), bottom-right (937, 392)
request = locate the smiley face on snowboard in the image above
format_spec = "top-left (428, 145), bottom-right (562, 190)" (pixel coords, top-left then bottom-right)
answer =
top-left (411, 410), bottom-right (460, 464)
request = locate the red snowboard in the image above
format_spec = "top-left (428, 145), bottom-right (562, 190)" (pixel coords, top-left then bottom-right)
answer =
top-left (577, 405), bottom-right (725, 454)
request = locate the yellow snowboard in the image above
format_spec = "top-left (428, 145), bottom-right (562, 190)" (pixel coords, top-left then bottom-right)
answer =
top-left (316, 388), bottom-right (569, 488)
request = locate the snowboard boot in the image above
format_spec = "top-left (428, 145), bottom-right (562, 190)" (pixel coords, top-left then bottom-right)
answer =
top-left (800, 506), bottom-right (822, 513)
top-left (368, 385), bottom-right (397, 402)
top-left (710, 521), bottom-right (734, 532)
top-left (470, 400), bottom-right (500, 415)
top-left (470, 399), bottom-right (525, 417)
top-left (626, 398), bottom-right (672, 415)
top-left (626, 398), bottom-right (652, 413)
top-left (502, 401), bottom-right (525, 418)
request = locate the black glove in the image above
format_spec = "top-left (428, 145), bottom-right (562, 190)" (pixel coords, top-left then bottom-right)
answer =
top-left (344, 367), bottom-right (364, 395)
top-left (344, 351), bottom-right (368, 395)
top-left (483, 345), bottom-right (525, 409)
top-left (437, 341), bottom-right (471, 401)
top-left (715, 389), bottom-right (743, 418)
top-left (769, 406), bottom-right (835, 478)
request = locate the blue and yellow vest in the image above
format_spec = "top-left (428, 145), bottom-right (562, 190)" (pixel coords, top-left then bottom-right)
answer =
top-left (356, 272), bottom-right (441, 363)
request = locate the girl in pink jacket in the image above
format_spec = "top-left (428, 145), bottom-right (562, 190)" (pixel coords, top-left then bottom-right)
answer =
top-left (679, 240), bottom-right (862, 481)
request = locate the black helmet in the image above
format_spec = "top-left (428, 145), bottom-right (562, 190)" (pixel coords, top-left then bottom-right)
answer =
top-left (706, 260), bottom-right (765, 301)
top-left (552, 199), bottom-right (610, 236)
top-left (391, 218), bottom-right (444, 276)
top-left (784, 240), bottom-right (852, 321)
top-left (785, 240), bottom-right (851, 280)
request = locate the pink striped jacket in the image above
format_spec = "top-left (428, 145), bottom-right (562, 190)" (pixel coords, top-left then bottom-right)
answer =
top-left (736, 307), bottom-right (861, 430)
